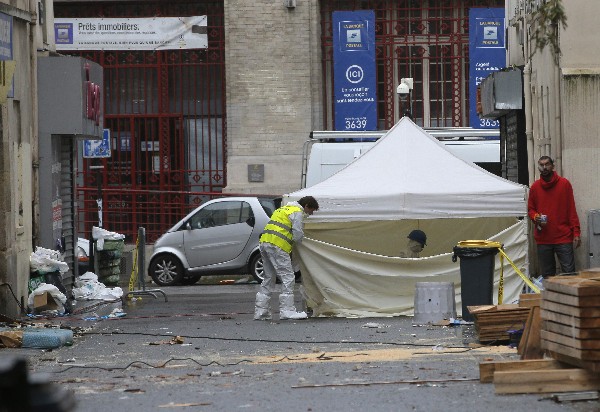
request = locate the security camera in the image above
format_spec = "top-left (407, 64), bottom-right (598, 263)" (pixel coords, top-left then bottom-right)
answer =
top-left (397, 83), bottom-right (410, 96)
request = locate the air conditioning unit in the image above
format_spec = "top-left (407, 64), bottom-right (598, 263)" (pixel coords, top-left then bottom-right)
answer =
top-left (284, 0), bottom-right (296, 9)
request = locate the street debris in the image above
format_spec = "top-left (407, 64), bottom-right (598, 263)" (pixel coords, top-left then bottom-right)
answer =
top-left (209, 369), bottom-right (244, 377)
top-left (361, 322), bottom-right (389, 329)
top-left (158, 402), bottom-right (212, 408)
top-left (82, 308), bottom-right (126, 321)
top-left (72, 272), bottom-right (123, 301)
top-left (149, 336), bottom-right (185, 346)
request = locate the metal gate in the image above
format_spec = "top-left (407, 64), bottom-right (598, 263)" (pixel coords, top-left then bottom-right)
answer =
top-left (55, 1), bottom-right (226, 242)
top-left (320, 0), bottom-right (504, 130)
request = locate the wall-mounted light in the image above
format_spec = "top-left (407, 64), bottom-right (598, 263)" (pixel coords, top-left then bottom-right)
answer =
top-left (284, 0), bottom-right (296, 9)
top-left (397, 78), bottom-right (414, 119)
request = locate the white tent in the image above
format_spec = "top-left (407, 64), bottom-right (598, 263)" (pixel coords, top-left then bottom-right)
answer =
top-left (287, 117), bottom-right (529, 318)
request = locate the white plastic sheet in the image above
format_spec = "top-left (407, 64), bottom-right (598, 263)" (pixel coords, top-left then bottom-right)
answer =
top-left (92, 226), bottom-right (125, 251)
top-left (72, 271), bottom-right (123, 301)
top-left (27, 283), bottom-right (67, 313)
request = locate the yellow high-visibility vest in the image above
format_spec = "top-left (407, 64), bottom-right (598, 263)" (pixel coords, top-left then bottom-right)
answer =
top-left (259, 205), bottom-right (302, 253)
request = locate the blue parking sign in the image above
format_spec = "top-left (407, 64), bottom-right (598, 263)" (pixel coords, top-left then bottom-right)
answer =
top-left (83, 129), bottom-right (111, 158)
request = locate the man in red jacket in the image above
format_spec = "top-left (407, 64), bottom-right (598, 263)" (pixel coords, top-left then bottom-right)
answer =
top-left (528, 156), bottom-right (581, 278)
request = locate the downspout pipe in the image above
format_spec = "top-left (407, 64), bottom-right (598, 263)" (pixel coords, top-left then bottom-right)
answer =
top-left (523, 22), bottom-right (534, 185)
top-left (553, 45), bottom-right (562, 176)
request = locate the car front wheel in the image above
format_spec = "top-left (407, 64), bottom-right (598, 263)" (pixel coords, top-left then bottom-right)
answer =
top-left (249, 253), bottom-right (264, 283)
top-left (149, 254), bottom-right (184, 286)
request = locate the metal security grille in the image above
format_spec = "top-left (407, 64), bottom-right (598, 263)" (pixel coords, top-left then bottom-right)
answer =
top-left (55, 1), bottom-right (226, 242)
top-left (320, 0), bottom-right (504, 130)
top-left (60, 138), bottom-right (76, 290)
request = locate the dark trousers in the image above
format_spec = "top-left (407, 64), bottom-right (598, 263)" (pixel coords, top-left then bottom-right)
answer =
top-left (537, 242), bottom-right (575, 277)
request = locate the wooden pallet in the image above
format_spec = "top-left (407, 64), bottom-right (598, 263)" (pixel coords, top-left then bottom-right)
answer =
top-left (540, 274), bottom-right (600, 373)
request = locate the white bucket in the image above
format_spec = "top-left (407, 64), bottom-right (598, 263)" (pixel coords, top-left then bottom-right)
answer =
top-left (413, 282), bottom-right (456, 324)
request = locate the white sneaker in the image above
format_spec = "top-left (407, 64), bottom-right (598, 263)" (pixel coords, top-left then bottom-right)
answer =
top-left (280, 310), bottom-right (308, 320)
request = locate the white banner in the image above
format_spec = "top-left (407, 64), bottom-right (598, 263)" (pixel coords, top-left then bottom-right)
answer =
top-left (54, 16), bottom-right (207, 51)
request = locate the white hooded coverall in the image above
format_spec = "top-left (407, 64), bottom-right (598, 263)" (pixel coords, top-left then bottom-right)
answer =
top-left (254, 201), bottom-right (307, 320)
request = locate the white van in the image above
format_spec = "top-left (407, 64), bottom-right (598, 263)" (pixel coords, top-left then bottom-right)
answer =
top-left (302, 128), bottom-right (500, 188)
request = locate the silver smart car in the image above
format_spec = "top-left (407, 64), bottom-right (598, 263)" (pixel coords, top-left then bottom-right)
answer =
top-left (148, 197), bottom-right (280, 286)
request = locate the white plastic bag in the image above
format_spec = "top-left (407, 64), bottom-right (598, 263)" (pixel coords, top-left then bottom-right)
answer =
top-left (30, 247), bottom-right (69, 274)
top-left (72, 273), bottom-right (123, 301)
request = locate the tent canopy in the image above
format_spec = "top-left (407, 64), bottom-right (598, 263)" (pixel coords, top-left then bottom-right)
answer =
top-left (288, 117), bottom-right (527, 221)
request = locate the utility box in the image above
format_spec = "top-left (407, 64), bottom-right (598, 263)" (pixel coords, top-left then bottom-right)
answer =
top-left (588, 209), bottom-right (600, 268)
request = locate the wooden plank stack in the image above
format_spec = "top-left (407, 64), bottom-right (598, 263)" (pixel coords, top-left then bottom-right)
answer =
top-left (479, 359), bottom-right (600, 394)
top-left (478, 272), bottom-right (600, 395)
top-left (468, 304), bottom-right (531, 343)
top-left (540, 272), bottom-right (600, 373)
top-left (517, 293), bottom-right (543, 359)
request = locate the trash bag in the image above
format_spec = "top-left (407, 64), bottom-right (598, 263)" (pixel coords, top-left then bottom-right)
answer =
top-left (29, 247), bottom-right (69, 274)
top-left (452, 246), bottom-right (499, 262)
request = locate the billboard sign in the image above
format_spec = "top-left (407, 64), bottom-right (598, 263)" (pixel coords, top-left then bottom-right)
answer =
top-left (469, 8), bottom-right (505, 129)
top-left (333, 11), bottom-right (377, 131)
top-left (55, 16), bottom-right (208, 51)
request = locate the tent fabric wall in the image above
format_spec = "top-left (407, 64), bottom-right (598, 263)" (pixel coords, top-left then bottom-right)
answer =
top-left (303, 217), bottom-right (518, 257)
top-left (297, 220), bottom-right (528, 318)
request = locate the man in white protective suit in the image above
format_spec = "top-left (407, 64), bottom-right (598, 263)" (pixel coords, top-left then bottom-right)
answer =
top-left (254, 196), bottom-right (319, 321)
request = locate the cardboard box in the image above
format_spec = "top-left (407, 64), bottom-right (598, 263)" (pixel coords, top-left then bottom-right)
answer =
top-left (33, 292), bottom-right (60, 311)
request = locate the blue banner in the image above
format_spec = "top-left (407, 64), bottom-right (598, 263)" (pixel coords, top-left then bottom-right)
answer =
top-left (469, 8), bottom-right (505, 129)
top-left (333, 11), bottom-right (377, 131)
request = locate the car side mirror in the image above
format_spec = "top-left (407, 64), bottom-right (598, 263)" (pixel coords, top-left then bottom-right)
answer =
top-left (246, 216), bottom-right (255, 227)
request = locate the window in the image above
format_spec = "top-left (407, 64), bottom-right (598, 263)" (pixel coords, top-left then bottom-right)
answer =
top-left (189, 201), bottom-right (253, 229)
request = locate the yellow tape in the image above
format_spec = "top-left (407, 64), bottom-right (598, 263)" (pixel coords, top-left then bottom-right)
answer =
top-left (456, 240), bottom-right (538, 295)
top-left (497, 248), bottom-right (540, 294)
top-left (498, 252), bottom-right (504, 304)
top-left (128, 237), bottom-right (139, 296)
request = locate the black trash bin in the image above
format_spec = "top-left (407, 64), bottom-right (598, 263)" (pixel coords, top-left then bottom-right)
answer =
top-left (452, 241), bottom-right (501, 321)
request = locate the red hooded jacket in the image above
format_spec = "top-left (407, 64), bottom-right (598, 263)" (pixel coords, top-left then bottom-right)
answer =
top-left (527, 172), bottom-right (580, 244)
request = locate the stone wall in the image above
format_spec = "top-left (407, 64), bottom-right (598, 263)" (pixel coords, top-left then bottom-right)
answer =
top-left (223, 0), bottom-right (323, 196)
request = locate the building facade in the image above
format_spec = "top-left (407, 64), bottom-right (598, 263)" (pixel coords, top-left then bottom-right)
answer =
top-left (504, 0), bottom-right (600, 273)
top-left (0, 0), bottom-right (49, 317)
top-left (53, 0), bottom-right (502, 243)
